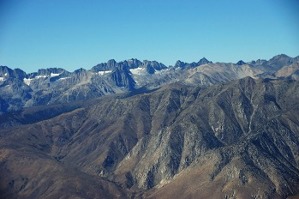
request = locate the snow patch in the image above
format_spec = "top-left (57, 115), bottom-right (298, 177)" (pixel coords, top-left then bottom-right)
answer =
top-left (59, 77), bottom-right (70, 80)
top-left (36, 75), bottom-right (47, 79)
top-left (130, 67), bottom-right (145, 75)
top-left (23, 78), bottom-right (33, 86)
top-left (50, 73), bottom-right (60, 77)
top-left (154, 68), bottom-right (170, 74)
top-left (98, 70), bottom-right (112, 75)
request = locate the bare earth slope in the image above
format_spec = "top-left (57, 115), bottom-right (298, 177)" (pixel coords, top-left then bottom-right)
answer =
top-left (0, 77), bottom-right (299, 198)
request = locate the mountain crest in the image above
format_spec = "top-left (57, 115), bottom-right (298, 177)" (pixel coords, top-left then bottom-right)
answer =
top-left (237, 60), bottom-right (246, 65)
top-left (198, 57), bottom-right (211, 65)
top-left (1, 54), bottom-right (298, 114)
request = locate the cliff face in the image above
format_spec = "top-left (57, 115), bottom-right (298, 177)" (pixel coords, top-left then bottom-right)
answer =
top-left (0, 77), bottom-right (299, 198)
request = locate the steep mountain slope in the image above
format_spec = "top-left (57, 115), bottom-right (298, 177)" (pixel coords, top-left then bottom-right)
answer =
top-left (0, 148), bottom-right (129, 199)
top-left (0, 77), bottom-right (299, 198)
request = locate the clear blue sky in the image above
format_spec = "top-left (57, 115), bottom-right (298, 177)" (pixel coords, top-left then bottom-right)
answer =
top-left (0, 0), bottom-right (298, 72)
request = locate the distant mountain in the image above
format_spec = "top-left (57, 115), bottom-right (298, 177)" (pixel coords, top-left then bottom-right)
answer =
top-left (1, 54), bottom-right (299, 114)
top-left (174, 57), bottom-right (212, 69)
top-left (0, 77), bottom-right (299, 198)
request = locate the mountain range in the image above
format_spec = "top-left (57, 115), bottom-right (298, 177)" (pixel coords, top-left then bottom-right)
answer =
top-left (1, 54), bottom-right (299, 199)
top-left (1, 54), bottom-right (298, 114)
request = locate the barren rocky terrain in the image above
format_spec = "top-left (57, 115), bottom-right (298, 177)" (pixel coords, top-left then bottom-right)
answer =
top-left (1, 55), bottom-right (299, 198)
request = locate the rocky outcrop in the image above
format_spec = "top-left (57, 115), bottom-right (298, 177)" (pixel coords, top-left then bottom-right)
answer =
top-left (110, 67), bottom-right (136, 89)
top-left (174, 57), bottom-right (212, 69)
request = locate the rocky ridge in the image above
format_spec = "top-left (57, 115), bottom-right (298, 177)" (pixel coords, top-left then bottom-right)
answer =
top-left (1, 54), bottom-right (299, 114)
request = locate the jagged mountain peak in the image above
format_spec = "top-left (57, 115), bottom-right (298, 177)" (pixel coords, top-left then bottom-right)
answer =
top-left (107, 59), bottom-right (117, 67)
top-left (29, 67), bottom-right (67, 77)
top-left (266, 54), bottom-right (294, 70)
top-left (198, 57), bottom-right (211, 65)
top-left (126, 58), bottom-right (142, 69)
top-left (0, 66), bottom-right (14, 76)
top-left (141, 60), bottom-right (167, 74)
top-left (237, 60), bottom-right (246, 65)
top-left (0, 66), bottom-right (26, 79)
top-left (173, 57), bottom-right (211, 69)
top-left (270, 53), bottom-right (291, 60)
top-left (0, 65), bottom-right (12, 72)
top-left (174, 60), bottom-right (186, 68)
